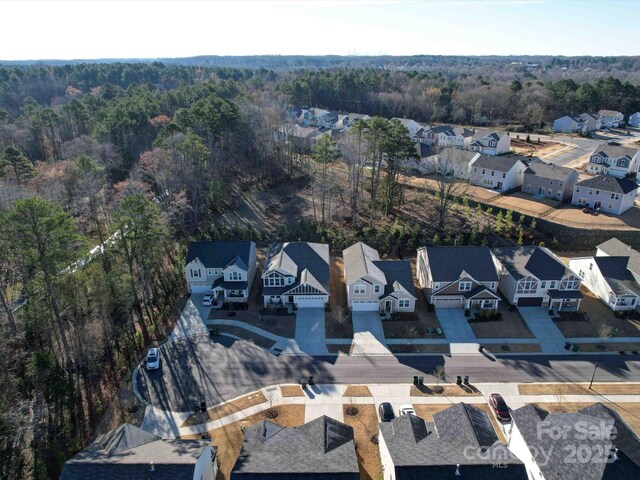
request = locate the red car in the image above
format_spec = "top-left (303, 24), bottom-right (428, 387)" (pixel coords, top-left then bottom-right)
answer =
top-left (489, 393), bottom-right (511, 421)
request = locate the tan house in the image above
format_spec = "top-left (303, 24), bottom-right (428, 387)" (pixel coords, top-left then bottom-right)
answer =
top-left (343, 242), bottom-right (416, 313)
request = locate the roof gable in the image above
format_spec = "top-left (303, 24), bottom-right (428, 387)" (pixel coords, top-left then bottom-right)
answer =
top-left (424, 247), bottom-right (499, 283)
top-left (576, 175), bottom-right (638, 194)
top-left (343, 242), bottom-right (386, 286)
top-left (597, 238), bottom-right (640, 276)
top-left (186, 241), bottom-right (254, 270)
top-left (492, 246), bottom-right (569, 281)
top-left (524, 159), bottom-right (576, 181)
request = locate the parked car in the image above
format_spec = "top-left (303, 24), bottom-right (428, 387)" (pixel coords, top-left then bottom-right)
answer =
top-left (378, 402), bottom-right (395, 422)
top-left (583, 206), bottom-right (600, 216)
top-left (488, 393), bottom-right (511, 421)
top-left (146, 347), bottom-right (160, 370)
top-left (202, 294), bottom-right (215, 306)
top-left (398, 404), bottom-right (416, 416)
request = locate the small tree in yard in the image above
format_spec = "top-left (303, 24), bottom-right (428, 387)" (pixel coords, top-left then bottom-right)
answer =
top-left (597, 323), bottom-right (615, 344)
top-left (332, 306), bottom-right (349, 325)
top-left (432, 365), bottom-right (446, 385)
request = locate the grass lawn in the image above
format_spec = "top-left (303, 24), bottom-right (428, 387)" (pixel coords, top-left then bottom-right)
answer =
top-left (343, 385), bottom-right (373, 397)
top-left (181, 391), bottom-right (267, 428)
top-left (343, 404), bottom-right (382, 480)
top-left (326, 255), bottom-right (354, 339)
top-left (535, 402), bottom-right (640, 436)
top-left (552, 288), bottom-right (640, 338)
top-left (280, 385), bottom-right (306, 397)
top-left (519, 383), bottom-right (640, 396)
top-left (469, 302), bottom-right (535, 339)
top-left (184, 404), bottom-right (306, 480)
top-left (489, 343), bottom-right (541, 353)
top-left (410, 384), bottom-right (482, 397)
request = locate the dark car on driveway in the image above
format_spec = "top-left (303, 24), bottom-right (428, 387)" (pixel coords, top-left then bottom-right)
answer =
top-left (489, 393), bottom-right (511, 421)
top-left (583, 206), bottom-right (600, 216)
top-left (378, 402), bottom-right (395, 422)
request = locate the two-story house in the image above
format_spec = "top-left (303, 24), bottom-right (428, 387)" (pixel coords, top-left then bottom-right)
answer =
top-left (508, 403), bottom-right (640, 480)
top-left (571, 175), bottom-right (638, 215)
top-left (469, 154), bottom-right (527, 192)
top-left (60, 424), bottom-right (217, 480)
top-left (416, 246), bottom-right (501, 310)
top-left (587, 145), bottom-right (640, 178)
top-left (598, 109), bottom-right (625, 128)
top-left (421, 147), bottom-right (480, 178)
top-left (579, 112), bottom-right (603, 131)
top-left (552, 115), bottom-right (587, 134)
top-left (468, 130), bottom-right (511, 155)
top-left (184, 241), bottom-right (257, 303)
top-left (521, 159), bottom-right (579, 201)
top-left (316, 110), bottom-right (339, 129)
top-left (262, 242), bottom-right (330, 308)
top-left (597, 237), bottom-right (640, 285)
top-left (343, 112), bottom-right (371, 128)
top-left (343, 242), bottom-right (417, 313)
top-left (431, 125), bottom-right (474, 149)
top-left (491, 246), bottom-right (583, 309)
top-left (629, 112), bottom-right (640, 128)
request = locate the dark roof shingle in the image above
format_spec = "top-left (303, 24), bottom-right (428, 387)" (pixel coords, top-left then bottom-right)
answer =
top-left (576, 175), bottom-right (638, 194)
top-left (186, 241), bottom-right (254, 270)
top-left (423, 247), bottom-right (499, 283)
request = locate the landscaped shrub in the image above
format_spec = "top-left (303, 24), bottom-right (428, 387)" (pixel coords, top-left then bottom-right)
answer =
top-left (464, 308), bottom-right (471, 317)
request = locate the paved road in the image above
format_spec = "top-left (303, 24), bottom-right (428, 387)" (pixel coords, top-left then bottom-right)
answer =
top-left (537, 130), bottom-right (640, 166)
top-left (136, 335), bottom-right (640, 412)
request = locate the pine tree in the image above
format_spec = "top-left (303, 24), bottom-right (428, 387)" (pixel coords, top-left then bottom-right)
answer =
top-left (1, 146), bottom-right (36, 185)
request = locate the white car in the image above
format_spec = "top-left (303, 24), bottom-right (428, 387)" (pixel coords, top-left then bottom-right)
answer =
top-left (398, 404), bottom-right (416, 416)
top-left (146, 348), bottom-right (160, 370)
top-left (202, 294), bottom-right (215, 306)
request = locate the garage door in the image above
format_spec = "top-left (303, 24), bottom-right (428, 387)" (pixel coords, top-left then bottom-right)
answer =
top-left (433, 297), bottom-right (463, 309)
top-left (190, 283), bottom-right (211, 294)
top-left (517, 297), bottom-right (544, 307)
top-left (352, 300), bottom-right (379, 311)
top-left (295, 296), bottom-right (326, 308)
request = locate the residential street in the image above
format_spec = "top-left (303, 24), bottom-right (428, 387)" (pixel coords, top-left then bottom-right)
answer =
top-left (136, 335), bottom-right (640, 412)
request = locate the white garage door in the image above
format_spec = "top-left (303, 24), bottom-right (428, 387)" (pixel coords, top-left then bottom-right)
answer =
top-left (434, 297), bottom-right (463, 309)
top-left (295, 296), bottom-right (326, 308)
top-left (352, 300), bottom-right (379, 311)
top-left (190, 283), bottom-right (211, 294)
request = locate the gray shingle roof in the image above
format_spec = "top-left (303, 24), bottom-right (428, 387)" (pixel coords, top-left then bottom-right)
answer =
top-left (512, 403), bottom-right (640, 480)
top-left (594, 256), bottom-right (640, 296)
top-left (186, 241), bottom-right (254, 270)
top-left (472, 129), bottom-right (502, 141)
top-left (60, 424), bottom-right (212, 480)
top-left (492, 246), bottom-right (572, 281)
top-left (231, 416), bottom-right (359, 478)
top-left (263, 242), bottom-right (330, 296)
top-left (597, 238), bottom-right (640, 276)
top-left (422, 247), bottom-right (499, 283)
top-left (599, 109), bottom-right (624, 117)
top-left (379, 405), bottom-right (526, 480)
top-left (576, 175), bottom-right (638, 195)
top-left (524, 158), bottom-right (577, 181)
top-left (342, 242), bottom-right (386, 286)
top-left (374, 260), bottom-right (417, 299)
top-left (591, 144), bottom-right (639, 161)
top-left (472, 154), bottom-right (527, 172)
top-left (426, 147), bottom-right (479, 165)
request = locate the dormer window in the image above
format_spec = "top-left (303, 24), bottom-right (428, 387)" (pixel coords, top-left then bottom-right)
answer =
top-left (459, 281), bottom-right (472, 292)
top-left (229, 271), bottom-right (241, 281)
top-left (374, 285), bottom-right (381, 294)
top-left (191, 269), bottom-right (201, 278)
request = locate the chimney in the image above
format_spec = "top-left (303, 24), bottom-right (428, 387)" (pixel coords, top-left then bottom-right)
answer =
top-left (149, 462), bottom-right (155, 472)
top-left (455, 463), bottom-right (461, 476)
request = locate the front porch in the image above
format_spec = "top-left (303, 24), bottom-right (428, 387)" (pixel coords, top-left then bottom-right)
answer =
top-left (609, 295), bottom-right (639, 312)
top-left (546, 289), bottom-right (583, 311)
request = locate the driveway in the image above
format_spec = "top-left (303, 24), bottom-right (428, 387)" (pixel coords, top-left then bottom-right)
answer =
top-left (295, 307), bottom-right (328, 355)
top-left (170, 295), bottom-right (210, 340)
top-left (518, 307), bottom-right (566, 353)
top-left (351, 311), bottom-right (391, 355)
top-left (435, 309), bottom-right (477, 343)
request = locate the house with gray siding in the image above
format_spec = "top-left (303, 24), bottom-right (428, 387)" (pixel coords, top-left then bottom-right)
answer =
top-left (416, 246), bottom-right (501, 310)
top-left (521, 159), bottom-right (579, 201)
top-left (579, 112), bottom-right (603, 131)
top-left (343, 242), bottom-right (416, 313)
top-left (468, 130), bottom-right (511, 155)
top-left (587, 144), bottom-right (640, 178)
top-left (571, 175), bottom-right (638, 215)
top-left (420, 147), bottom-right (479, 178)
top-left (598, 109), bottom-right (625, 128)
top-left (629, 112), bottom-right (640, 127)
top-left (552, 115), bottom-right (586, 133)
top-left (469, 154), bottom-right (527, 192)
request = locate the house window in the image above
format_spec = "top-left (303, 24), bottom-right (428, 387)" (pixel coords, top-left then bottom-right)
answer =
top-left (608, 203), bottom-right (613, 209)
top-left (229, 271), bottom-right (241, 281)
top-left (398, 299), bottom-right (410, 308)
top-left (560, 181), bottom-right (564, 187)
top-left (354, 284), bottom-right (366, 294)
top-left (549, 281), bottom-right (556, 289)
top-left (611, 193), bottom-right (620, 200)
top-left (459, 282), bottom-right (472, 292)
top-left (526, 184), bottom-right (531, 189)
top-left (266, 276), bottom-right (283, 287)
top-left (589, 189), bottom-right (594, 195)
top-left (207, 268), bottom-right (214, 276)
top-left (502, 173), bottom-right (506, 179)
top-left (191, 269), bottom-right (201, 278)
top-left (575, 187), bottom-right (580, 193)
top-left (595, 190), bottom-right (599, 195)
top-left (490, 282), bottom-right (496, 290)
top-left (491, 170), bottom-right (495, 176)
top-left (374, 285), bottom-right (381, 294)
top-left (579, 269), bottom-right (585, 278)
top-left (482, 169), bottom-right (486, 175)
top-left (541, 281), bottom-right (546, 289)
top-left (517, 279), bottom-right (539, 294)
top-left (550, 180), bottom-right (553, 185)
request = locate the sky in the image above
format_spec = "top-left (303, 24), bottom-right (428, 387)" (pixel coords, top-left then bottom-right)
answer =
top-left (1, 0), bottom-right (639, 60)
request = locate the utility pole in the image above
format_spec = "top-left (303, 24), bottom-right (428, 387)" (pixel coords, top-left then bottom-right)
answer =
top-left (589, 364), bottom-right (599, 390)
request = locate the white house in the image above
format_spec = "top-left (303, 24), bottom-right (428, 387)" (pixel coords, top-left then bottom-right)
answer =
top-left (59, 424), bottom-right (217, 480)
top-left (579, 112), bottom-right (603, 131)
top-left (598, 109), bottom-right (625, 128)
top-left (262, 242), bottom-right (330, 308)
top-left (508, 403), bottom-right (640, 480)
top-left (469, 154), bottom-right (527, 192)
top-left (491, 246), bottom-right (583, 309)
top-left (417, 246), bottom-right (501, 310)
top-left (392, 118), bottom-right (423, 137)
top-left (468, 130), bottom-right (511, 155)
top-left (342, 242), bottom-right (416, 313)
top-left (571, 175), bottom-right (638, 216)
top-left (343, 113), bottom-right (371, 128)
top-left (420, 147), bottom-right (480, 178)
top-left (569, 255), bottom-right (640, 311)
top-left (185, 241), bottom-right (257, 302)
top-left (597, 237), bottom-right (640, 285)
top-left (629, 112), bottom-right (640, 128)
top-left (552, 115), bottom-right (586, 133)
top-left (431, 125), bottom-right (474, 149)
top-left (587, 144), bottom-right (640, 178)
